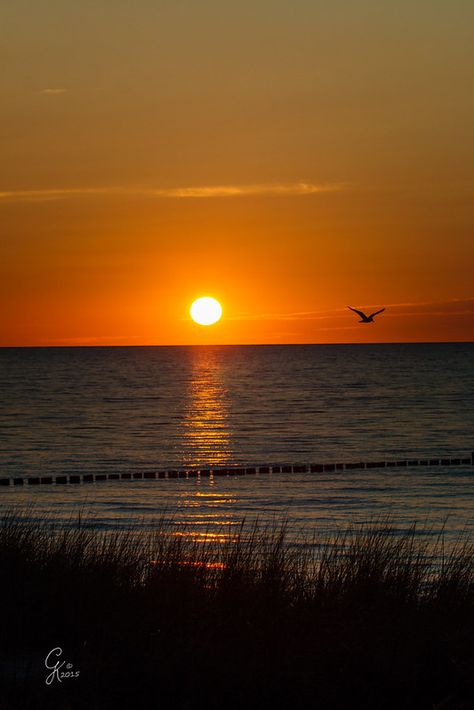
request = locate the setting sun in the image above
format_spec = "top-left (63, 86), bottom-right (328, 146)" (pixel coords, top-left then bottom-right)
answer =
top-left (190, 297), bottom-right (223, 326)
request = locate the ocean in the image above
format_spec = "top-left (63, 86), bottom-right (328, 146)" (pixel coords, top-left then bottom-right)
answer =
top-left (0, 344), bottom-right (473, 540)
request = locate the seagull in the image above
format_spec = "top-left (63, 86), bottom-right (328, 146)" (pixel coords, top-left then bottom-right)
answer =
top-left (348, 306), bottom-right (385, 323)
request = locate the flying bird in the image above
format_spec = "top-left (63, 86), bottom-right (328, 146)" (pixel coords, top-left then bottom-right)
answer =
top-left (348, 306), bottom-right (385, 323)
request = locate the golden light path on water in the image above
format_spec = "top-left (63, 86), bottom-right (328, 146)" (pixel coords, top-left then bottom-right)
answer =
top-left (182, 348), bottom-right (232, 468)
top-left (177, 348), bottom-right (237, 542)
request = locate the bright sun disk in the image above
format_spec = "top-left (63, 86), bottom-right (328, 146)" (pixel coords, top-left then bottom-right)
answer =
top-left (190, 297), bottom-right (222, 326)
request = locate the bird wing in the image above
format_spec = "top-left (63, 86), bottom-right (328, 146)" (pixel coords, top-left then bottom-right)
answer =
top-left (348, 306), bottom-right (367, 319)
top-left (369, 308), bottom-right (385, 318)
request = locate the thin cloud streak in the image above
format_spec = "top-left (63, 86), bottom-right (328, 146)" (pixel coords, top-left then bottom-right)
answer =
top-left (38, 88), bottom-right (68, 95)
top-left (362, 297), bottom-right (474, 311)
top-left (0, 188), bottom-right (124, 202)
top-left (46, 335), bottom-right (141, 345)
top-left (229, 298), bottom-right (474, 322)
top-left (151, 182), bottom-right (343, 198)
top-left (0, 182), bottom-right (344, 203)
top-left (227, 310), bottom-right (349, 322)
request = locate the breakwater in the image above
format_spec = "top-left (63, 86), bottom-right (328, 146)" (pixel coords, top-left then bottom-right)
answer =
top-left (1, 454), bottom-right (472, 487)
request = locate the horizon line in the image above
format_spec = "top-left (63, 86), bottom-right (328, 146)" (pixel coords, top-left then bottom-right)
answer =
top-left (1, 340), bottom-right (473, 349)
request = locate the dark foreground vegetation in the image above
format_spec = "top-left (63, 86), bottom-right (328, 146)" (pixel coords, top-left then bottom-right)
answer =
top-left (1, 510), bottom-right (474, 710)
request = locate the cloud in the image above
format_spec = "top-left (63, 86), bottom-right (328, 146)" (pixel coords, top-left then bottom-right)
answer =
top-left (38, 88), bottom-right (68, 95)
top-left (46, 335), bottom-right (141, 345)
top-left (151, 182), bottom-right (343, 198)
top-left (229, 299), bottom-right (474, 323)
top-left (0, 182), bottom-right (344, 203)
top-left (228, 309), bottom-right (349, 322)
top-left (0, 188), bottom-right (119, 202)
top-left (362, 298), bottom-right (474, 318)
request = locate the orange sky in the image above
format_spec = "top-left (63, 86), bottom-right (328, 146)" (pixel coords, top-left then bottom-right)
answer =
top-left (1, 1), bottom-right (473, 345)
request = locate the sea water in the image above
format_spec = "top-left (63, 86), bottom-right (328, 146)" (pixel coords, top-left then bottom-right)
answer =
top-left (0, 344), bottom-right (473, 540)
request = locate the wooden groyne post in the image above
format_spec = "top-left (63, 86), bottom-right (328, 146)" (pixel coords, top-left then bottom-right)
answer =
top-left (0, 453), bottom-right (473, 487)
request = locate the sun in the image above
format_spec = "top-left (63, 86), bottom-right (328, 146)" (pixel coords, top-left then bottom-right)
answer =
top-left (190, 297), bottom-right (223, 326)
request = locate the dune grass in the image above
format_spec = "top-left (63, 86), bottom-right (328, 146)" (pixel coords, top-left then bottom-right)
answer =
top-left (1, 509), bottom-right (474, 709)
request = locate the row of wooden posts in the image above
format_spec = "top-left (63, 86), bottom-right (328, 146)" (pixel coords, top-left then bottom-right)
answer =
top-left (0, 454), bottom-right (473, 487)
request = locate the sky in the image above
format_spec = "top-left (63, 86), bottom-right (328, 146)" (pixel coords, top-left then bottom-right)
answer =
top-left (1, 0), bottom-right (473, 345)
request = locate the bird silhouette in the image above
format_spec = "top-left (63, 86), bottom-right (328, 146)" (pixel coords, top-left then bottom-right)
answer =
top-left (348, 306), bottom-right (385, 323)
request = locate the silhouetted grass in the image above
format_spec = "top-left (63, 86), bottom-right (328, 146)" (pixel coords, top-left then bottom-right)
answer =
top-left (1, 508), bottom-right (474, 709)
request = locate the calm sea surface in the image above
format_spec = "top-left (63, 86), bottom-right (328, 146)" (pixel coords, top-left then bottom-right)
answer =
top-left (0, 344), bottom-right (473, 540)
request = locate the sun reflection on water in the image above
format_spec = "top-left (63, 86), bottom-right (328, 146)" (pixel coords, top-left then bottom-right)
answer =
top-left (182, 349), bottom-right (233, 467)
